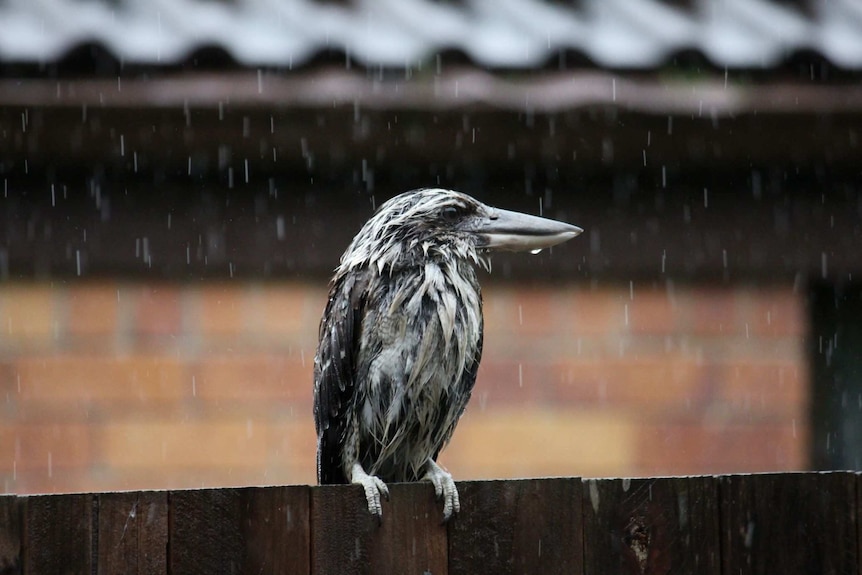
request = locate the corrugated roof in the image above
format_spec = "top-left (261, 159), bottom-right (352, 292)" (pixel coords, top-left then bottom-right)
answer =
top-left (1, 0), bottom-right (861, 70)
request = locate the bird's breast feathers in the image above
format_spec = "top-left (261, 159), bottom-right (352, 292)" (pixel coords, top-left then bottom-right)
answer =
top-left (353, 260), bottom-right (482, 475)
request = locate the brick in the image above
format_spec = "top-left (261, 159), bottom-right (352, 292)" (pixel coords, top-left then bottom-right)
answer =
top-left (552, 356), bottom-right (706, 411)
top-left (472, 360), bottom-right (554, 405)
top-left (0, 362), bottom-right (15, 400)
top-left (191, 354), bottom-right (312, 406)
top-left (8, 466), bottom-right (287, 495)
top-left (627, 287), bottom-right (678, 334)
top-left (718, 360), bottom-right (807, 416)
top-left (15, 356), bottom-right (187, 406)
top-left (134, 285), bottom-right (183, 335)
top-left (0, 284), bottom-right (56, 345)
top-left (635, 419), bottom-right (808, 476)
top-left (486, 286), bottom-right (628, 337)
top-left (98, 419), bottom-right (268, 470)
top-left (510, 287), bottom-right (556, 336)
top-left (746, 288), bottom-right (806, 337)
top-left (0, 424), bottom-right (91, 473)
top-left (439, 408), bottom-right (635, 478)
top-left (267, 418), bottom-right (317, 484)
top-left (67, 282), bottom-right (119, 337)
top-left (198, 283), bottom-right (247, 336)
top-left (249, 284), bottom-right (319, 340)
top-left (559, 288), bottom-right (627, 336)
top-left (479, 288), bottom-right (508, 331)
top-left (682, 287), bottom-right (741, 334)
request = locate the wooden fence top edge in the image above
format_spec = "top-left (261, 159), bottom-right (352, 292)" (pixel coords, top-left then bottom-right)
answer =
top-left (2, 471), bottom-right (860, 499)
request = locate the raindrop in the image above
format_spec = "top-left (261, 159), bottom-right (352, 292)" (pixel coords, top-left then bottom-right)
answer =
top-left (276, 216), bottom-right (286, 240)
top-left (529, 248), bottom-right (543, 255)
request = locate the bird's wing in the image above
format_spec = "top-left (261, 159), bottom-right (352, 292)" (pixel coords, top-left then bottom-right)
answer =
top-left (313, 270), bottom-right (369, 484)
top-left (432, 316), bottom-right (484, 462)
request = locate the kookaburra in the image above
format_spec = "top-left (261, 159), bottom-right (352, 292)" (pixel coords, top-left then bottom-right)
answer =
top-left (313, 188), bottom-right (581, 521)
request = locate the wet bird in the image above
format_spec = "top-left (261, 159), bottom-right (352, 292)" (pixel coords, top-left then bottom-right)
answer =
top-left (313, 188), bottom-right (582, 521)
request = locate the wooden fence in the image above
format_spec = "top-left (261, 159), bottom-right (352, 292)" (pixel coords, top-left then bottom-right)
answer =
top-left (0, 473), bottom-right (859, 574)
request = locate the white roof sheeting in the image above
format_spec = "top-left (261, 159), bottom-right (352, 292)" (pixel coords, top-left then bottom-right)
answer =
top-left (0, 0), bottom-right (860, 69)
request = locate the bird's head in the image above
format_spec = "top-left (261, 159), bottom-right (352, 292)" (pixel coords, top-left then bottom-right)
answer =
top-left (337, 188), bottom-right (583, 274)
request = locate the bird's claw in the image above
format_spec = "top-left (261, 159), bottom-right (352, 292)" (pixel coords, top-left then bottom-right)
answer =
top-left (350, 463), bottom-right (389, 522)
top-left (423, 460), bottom-right (460, 522)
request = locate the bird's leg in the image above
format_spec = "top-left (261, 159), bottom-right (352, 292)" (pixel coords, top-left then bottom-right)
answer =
top-left (422, 458), bottom-right (460, 522)
top-left (349, 462), bottom-right (390, 521)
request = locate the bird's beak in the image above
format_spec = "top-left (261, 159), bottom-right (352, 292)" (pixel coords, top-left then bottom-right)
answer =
top-left (473, 207), bottom-right (583, 252)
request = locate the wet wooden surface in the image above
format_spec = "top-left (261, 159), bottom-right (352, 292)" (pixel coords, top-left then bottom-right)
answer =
top-left (98, 491), bottom-right (168, 575)
top-left (170, 486), bottom-right (310, 575)
top-left (0, 475), bottom-right (858, 573)
top-left (449, 478), bottom-right (582, 575)
top-left (720, 472), bottom-right (858, 575)
top-left (582, 476), bottom-right (719, 575)
top-left (311, 482), bottom-right (448, 575)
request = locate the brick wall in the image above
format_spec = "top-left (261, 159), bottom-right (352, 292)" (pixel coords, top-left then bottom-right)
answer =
top-left (0, 280), bottom-right (807, 495)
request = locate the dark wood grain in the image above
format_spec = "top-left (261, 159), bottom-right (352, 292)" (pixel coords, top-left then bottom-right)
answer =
top-left (311, 482), bottom-right (448, 575)
top-left (448, 478), bottom-right (582, 575)
top-left (23, 493), bottom-right (93, 574)
top-left (98, 491), bottom-right (168, 574)
top-left (582, 476), bottom-right (719, 575)
top-left (0, 495), bottom-right (21, 575)
top-left (721, 472), bottom-right (858, 575)
top-left (170, 486), bottom-right (309, 575)
top-left (241, 486), bottom-right (310, 575)
top-left (858, 472), bottom-right (862, 575)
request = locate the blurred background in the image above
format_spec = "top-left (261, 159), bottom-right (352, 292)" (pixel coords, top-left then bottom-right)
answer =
top-left (0, 0), bottom-right (860, 495)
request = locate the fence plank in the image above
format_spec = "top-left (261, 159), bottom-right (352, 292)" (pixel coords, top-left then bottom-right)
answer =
top-left (858, 473), bottom-right (862, 575)
top-left (23, 493), bottom-right (93, 574)
top-left (170, 486), bottom-right (309, 575)
top-left (311, 482), bottom-right (448, 575)
top-left (582, 476), bottom-right (719, 575)
top-left (0, 495), bottom-right (21, 574)
top-left (448, 478), bottom-right (582, 575)
top-left (98, 491), bottom-right (168, 574)
top-left (720, 472), bottom-right (858, 575)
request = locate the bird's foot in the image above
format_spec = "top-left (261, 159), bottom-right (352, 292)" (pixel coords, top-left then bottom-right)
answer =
top-left (350, 462), bottom-right (390, 522)
top-left (423, 459), bottom-right (460, 522)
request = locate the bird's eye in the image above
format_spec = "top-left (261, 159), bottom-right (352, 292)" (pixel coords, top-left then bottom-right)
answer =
top-left (441, 206), bottom-right (461, 222)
